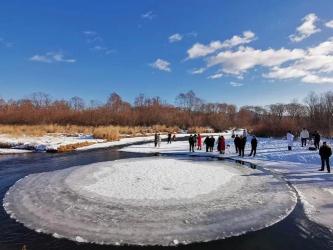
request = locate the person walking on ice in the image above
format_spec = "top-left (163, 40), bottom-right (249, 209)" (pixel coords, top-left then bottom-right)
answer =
top-left (239, 135), bottom-right (246, 157)
top-left (154, 133), bottom-right (158, 147)
top-left (234, 134), bottom-right (240, 154)
top-left (197, 133), bottom-right (202, 150)
top-left (287, 131), bottom-right (294, 151)
top-left (300, 128), bottom-right (309, 147)
top-left (249, 135), bottom-right (258, 157)
top-left (217, 135), bottom-right (225, 154)
top-left (155, 133), bottom-right (161, 147)
top-left (167, 132), bottom-right (172, 144)
top-left (319, 142), bottom-right (332, 173)
top-left (210, 136), bottom-right (215, 152)
top-left (189, 135), bottom-right (195, 152)
top-left (313, 131), bottom-right (321, 150)
top-left (193, 134), bottom-right (198, 148)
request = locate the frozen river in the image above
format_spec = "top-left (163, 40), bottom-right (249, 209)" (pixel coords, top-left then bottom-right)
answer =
top-left (0, 142), bottom-right (333, 249)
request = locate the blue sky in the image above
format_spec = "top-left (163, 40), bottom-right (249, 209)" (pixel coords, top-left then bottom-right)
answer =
top-left (0, 0), bottom-right (333, 106)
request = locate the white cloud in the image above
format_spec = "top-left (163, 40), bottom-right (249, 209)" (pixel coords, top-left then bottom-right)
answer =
top-left (186, 15), bottom-right (333, 85)
top-left (263, 66), bottom-right (308, 80)
top-left (141, 11), bottom-right (155, 20)
top-left (289, 13), bottom-right (320, 42)
top-left (326, 20), bottom-right (333, 28)
top-left (221, 31), bottom-right (255, 49)
top-left (187, 31), bottom-right (255, 59)
top-left (263, 38), bottom-right (333, 84)
top-left (230, 81), bottom-right (244, 87)
top-left (190, 67), bottom-right (206, 74)
top-left (150, 58), bottom-right (171, 72)
top-left (169, 33), bottom-right (183, 43)
top-left (207, 46), bottom-right (305, 75)
top-left (301, 74), bottom-right (333, 84)
top-left (30, 52), bottom-right (76, 63)
top-left (207, 73), bottom-right (223, 79)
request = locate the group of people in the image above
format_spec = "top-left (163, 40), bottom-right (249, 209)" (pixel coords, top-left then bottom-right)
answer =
top-left (189, 134), bottom-right (228, 154)
top-left (287, 128), bottom-right (331, 173)
top-left (159, 128), bottom-right (332, 174)
top-left (203, 135), bottom-right (215, 152)
top-left (167, 132), bottom-right (176, 144)
top-left (155, 132), bottom-right (176, 147)
top-left (188, 129), bottom-right (258, 157)
top-left (188, 134), bottom-right (204, 152)
top-left (287, 128), bottom-right (322, 151)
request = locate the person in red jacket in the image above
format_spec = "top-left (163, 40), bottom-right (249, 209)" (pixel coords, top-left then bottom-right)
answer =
top-left (197, 134), bottom-right (202, 150)
top-left (217, 136), bottom-right (226, 154)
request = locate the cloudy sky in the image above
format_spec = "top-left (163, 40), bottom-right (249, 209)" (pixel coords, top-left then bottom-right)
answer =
top-left (0, 0), bottom-right (333, 106)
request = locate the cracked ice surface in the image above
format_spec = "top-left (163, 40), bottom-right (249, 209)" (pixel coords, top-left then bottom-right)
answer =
top-left (4, 157), bottom-right (296, 246)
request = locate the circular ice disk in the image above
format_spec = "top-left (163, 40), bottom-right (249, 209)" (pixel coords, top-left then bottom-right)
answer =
top-left (82, 158), bottom-right (235, 200)
top-left (4, 157), bottom-right (296, 246)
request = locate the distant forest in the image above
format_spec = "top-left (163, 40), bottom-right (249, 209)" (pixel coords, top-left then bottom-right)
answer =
top-left (0, 90), bottom-right (332, 137)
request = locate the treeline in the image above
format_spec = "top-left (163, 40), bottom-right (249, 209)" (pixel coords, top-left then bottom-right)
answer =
top-left (0, 91), bottom-right (332, 137)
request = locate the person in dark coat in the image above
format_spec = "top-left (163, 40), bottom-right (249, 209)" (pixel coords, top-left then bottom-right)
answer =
top-left (189, 135), bottom-right (195, 152)
top-left (234, 135), bottom-right (240, 153)
top-left (193, 134), bottom-right (198, 147)
top-left (314, 131), bottom-right (321, 150)
top-left (154, 133), bottom-right (158, 147)
top-left (319, 142), bottom-right (332, 173)
top-left (239, 135), bottom-right (246, 157)
top-left (167, 133), bottom-right (172, 144)
top-left (249, 136), bottom-right (258, 157)
top-left (210, 136), bottom-right (215, 152)
top-left (204, 136), bottom-right (209, 152)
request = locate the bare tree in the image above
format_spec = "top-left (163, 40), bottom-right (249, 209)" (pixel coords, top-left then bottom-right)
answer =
top-left (69, 96), bottom-right (85, 111)
top-left (30, 92), bottom-right (52, 108)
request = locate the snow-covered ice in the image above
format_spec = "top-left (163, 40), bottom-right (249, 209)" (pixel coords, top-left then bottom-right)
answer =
top-left (3, 157), bottom-right (296, 246)
top-left (0, 133), bottom-right (192, 152)
top-left (0, 148), bottom-right (33, 154)
top-left (83, 158), bottom-right (235, 200)
top-left (121, 137), bottom-right (333, 232)
top-left (0, 133), bottom-right (104, 152)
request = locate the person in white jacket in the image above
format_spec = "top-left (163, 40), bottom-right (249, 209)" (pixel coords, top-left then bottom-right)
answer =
top-left (300, 128), bottom-right (310, 147)
top-left (287, 131), bottom-right (294, 151)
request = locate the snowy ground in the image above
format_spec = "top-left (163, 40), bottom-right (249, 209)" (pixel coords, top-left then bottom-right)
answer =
top-left (121, 137), bottom-right (333, 232)
top-left (0, 133), bottom-right (104, 153)
top-left (0, 132), bottom-right (223, 154)
top-left (0, 148), bottom-right (33, 154)
top-left (4, 157), bottom-right (296, 246)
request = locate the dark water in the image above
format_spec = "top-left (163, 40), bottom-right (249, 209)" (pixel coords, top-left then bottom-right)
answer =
top-left (0, 146), bottom-right (332, 250)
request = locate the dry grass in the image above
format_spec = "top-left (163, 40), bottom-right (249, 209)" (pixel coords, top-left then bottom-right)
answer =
top-left (92, 126), bottom-right (120, 141)
top-left (57, 141), bottom-right (95, 152)
top-left (0, 124), bottom-right (180, 141)
top-left (187, 126), bottom-right (214, 134)
top-left (0, 124), bottom-right (92, 137)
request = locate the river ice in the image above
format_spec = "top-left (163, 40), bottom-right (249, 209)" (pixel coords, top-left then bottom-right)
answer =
top-left (121, 137), bottom-right (333, 232)
top-left (3, 157), bottom-right (296, 246)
